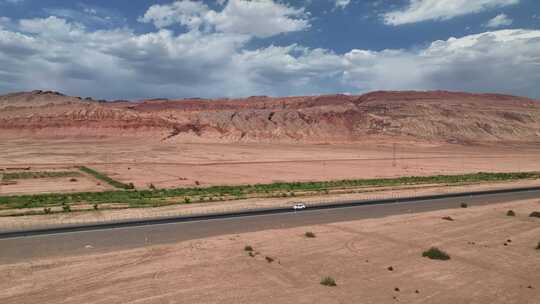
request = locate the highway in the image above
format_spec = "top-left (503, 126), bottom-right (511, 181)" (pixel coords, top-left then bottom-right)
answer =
top-left (1, 188), bottom-right (539, 264)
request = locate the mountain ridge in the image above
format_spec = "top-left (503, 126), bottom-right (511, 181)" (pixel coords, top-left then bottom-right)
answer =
top-left (1, 90), bottom-right (539, 144)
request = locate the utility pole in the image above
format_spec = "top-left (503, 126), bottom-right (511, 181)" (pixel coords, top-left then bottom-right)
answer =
top-left (392, 143), bottom-right (397, 168)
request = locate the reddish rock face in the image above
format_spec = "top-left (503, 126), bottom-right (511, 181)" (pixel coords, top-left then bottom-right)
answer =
top-left (0, 90), bottom-right (539, 144)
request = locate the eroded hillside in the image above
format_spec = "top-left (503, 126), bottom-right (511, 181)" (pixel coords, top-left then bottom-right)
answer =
top-left (1, 90), bottom-right (539, 144)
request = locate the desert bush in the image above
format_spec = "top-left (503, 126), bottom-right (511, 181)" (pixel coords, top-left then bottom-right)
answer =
top-left (93, 203), bottom-right (99, 210)
top-left (305, 231), bottom-right (316, 238)
top-left (183, 197), bottom-right (191, 204)
top-left (2, 171), bottom-right (80, 181)
top-left (62, 205), bottom-right (71, 212)
top-left (506, 210), bottom-right (516, 216)
top-left (3, 171), bottom-right (540, 210)
top-left (536, 242), bottom-right (540, 250)
top-left (149, 183), bottom-right (156, 190)
top-left (79, 166), bottom-right (133, 190)
top-left (320, 276), bottom-right (337, 287)
top-left (69, 178), bottom-right (78, 182)
top-left (244, 245), bottom-right (253, 252)
top-left (442, 216), bottom-right (454, 221)
top-left (460, 203), bottom-right (468, 208)
top-left (529, 211), bottom-right (540, 218)
top-left (422, 247), bottom-right (450, 260)
top-left (43, 207), bottom-right (51, 214)
top-left (265, 256), bottom-right (274, 263)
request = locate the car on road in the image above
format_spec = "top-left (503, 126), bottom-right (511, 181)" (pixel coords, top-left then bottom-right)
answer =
top-left (292, 203), bottom-right (307, 210)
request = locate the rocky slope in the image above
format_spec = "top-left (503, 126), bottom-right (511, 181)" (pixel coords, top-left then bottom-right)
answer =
top-left (0, 90), bottom-right (539, 144)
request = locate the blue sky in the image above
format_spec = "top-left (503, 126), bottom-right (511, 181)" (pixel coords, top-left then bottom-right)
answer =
top-left (1, 0), bottom-right (540, 99)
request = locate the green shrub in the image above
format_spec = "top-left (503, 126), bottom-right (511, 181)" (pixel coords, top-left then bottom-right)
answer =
top-left (320, 276), bottom-right (337, 287)
top-left (93, 203), bottom-right (99, 210)
top-left (506, 210), bottom-right (516, 216)
top-left (79, 166), bottom-right (133, 190)
top-left (62, 205), bottom-right (71, 212)
top-left (43, 207), bottom-right (51, 214)
top-left (183, 197), bottom-right (192, 204)
top-left (305, 231), bottom-right (316, 238)
top-left (3, 171), bottom-right (540, 210)
top-left (422, 247), bottom-right (450, 260)
top-left (2, 171), bottom-right (81, 181)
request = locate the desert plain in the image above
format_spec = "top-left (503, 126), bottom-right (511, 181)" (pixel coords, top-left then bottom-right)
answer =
top-left (1, 90), bottom-right (540, 303)
top-left (1, 200), bottom-right (539, 304)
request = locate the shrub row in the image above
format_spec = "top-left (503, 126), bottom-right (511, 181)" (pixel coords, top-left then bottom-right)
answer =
top-left (1, 171), bottom-right (539, 209)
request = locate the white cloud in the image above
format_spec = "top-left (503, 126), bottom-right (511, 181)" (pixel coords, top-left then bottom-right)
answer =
top-left (384, 0), bottom-right (519, 25)
top-left (485, 13), bottom-right (513, 28)
top-left (207, 0), bottom-right (309, 38)
top-left (19, 16), bottom-right (85, 40)
top-left (41, 6), bottom-right (121, 28)
top-left (343, 29), bottom-right (540, 97)
top-left (139, 1), bottom-right (210, 29)
top-left (334, 0), bottom-right (351, 9)
top-left (139, 0), bottom-right (309, 38)
top-left (1, 12), bottom-right (540, 99)
top-left (0, 16), bottom-right (10, 29)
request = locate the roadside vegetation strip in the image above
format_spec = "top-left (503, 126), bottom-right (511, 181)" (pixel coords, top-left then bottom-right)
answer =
top-left (1, 171), bottom-right (81, 181)
top-left (0, 171), bottom-right (539, 210)
top-left (79, 166), bottom-right (134, 190)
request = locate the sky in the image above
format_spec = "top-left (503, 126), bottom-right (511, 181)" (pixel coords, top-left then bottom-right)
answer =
top-left (0, 0), bottom-right (539, 100)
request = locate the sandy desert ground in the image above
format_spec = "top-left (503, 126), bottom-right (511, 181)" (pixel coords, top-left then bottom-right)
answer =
top-left (1, 199), bottom-right (539, 304)
top-left (2, 138), bottom-right (540, 191)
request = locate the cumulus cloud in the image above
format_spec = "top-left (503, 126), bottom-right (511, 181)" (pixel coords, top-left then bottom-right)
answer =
top-left (1, 9), bottom-right (540, 99)
top-left (384, 0), bottom-right (519, 25)
top-left (343, 29), bottom-right (540, 98)
top-left (0, 16), bottom-right (10, 28)
top-left (19, 16), bottom-right (85, 39)
top-left (334, 0), bottom-right (351, 9)
top-left (139, 1), bottom-right (210, 29)
top-left (485, 13), bottom-right (513, 28)
top-left (139, 0), bottom-right (310, 38)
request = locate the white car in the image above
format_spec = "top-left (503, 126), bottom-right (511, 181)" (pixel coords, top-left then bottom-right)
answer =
top-left (292, 203), bottom-right (307, 210)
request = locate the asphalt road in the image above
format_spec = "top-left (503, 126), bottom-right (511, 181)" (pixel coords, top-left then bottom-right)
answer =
top-left (1, 189), bottom-right (539, 264)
